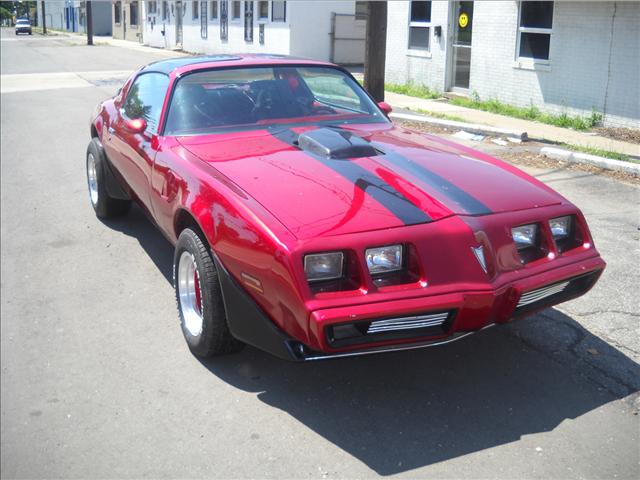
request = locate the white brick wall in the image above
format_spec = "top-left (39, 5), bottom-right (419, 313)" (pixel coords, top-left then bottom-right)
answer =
top-left (386, 1), bottom-right (640, 128)
top-left (144, 0), bottom-right (355, 62)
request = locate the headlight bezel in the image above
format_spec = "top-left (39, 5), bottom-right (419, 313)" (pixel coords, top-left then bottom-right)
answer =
top-left (549, 215), bottom-right (572, 240)
top-left (303, 251), bottom-right (345, 282)
top-left (365, 244), bottom-right (404, 276)
top-left (511, 223), bottom-right (539, 251)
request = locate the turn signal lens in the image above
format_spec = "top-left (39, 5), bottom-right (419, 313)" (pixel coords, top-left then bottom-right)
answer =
top-left (365, 245), bottom-right (403, 274)
top-left (549, 216), bottom-right (572, 239)
top-left (512, 224), bottom-right (538, 250)
top-left (304, 252), bottom-right (344, 282)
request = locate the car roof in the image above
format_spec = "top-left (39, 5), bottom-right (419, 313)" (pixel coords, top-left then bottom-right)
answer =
top-left (139, 53), bottom-right (335, 76)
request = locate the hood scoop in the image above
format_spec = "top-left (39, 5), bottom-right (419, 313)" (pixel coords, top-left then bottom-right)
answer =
top-left (298, 128), bottom-right (378, 159)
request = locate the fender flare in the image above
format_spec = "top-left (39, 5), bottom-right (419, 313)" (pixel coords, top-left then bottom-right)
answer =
top-left (91, 137), bottom-right (131, 201)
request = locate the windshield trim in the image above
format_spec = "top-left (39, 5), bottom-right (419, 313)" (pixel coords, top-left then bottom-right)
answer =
top-left (159, 64), bottom-right (389, 136)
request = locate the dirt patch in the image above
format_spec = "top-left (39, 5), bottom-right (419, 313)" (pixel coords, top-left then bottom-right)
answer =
top-left (593, 127), bottom-right (640, 145)
top-left (395, 119), bottom-right (640, 186)
top-left (497, 150), bottom-right (640, 186)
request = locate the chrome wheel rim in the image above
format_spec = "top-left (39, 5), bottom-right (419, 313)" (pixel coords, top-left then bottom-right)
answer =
top-left (178, 251), bottom-right (204, 337)
top-left (87, 153), bottom-right (98, 206)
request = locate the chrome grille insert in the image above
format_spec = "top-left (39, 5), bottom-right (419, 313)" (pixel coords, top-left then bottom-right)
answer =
top-left (367, 312), bottom-right (449, 334)
top-left (517, 280), bottom-right (570, 308)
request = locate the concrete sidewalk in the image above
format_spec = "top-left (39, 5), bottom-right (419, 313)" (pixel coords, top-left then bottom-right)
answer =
top-left (385, 91), bottom-right (640, 157)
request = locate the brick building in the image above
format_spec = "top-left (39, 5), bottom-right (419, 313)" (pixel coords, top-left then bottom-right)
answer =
top-left (385, 1), bottom-right (639, 128)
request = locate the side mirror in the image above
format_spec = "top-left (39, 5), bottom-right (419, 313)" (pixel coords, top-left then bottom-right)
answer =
top-left (124, 118), bottom-right (147, 134)
top-left (378, 101), bottom-right (392, 115)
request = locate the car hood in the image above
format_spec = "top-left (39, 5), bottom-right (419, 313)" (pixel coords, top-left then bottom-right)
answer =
top-left (177, 123), bottom-right (562, 239)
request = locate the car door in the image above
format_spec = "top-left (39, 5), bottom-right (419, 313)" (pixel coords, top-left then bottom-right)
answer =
top-left (111, 72), bottom-right (169, 212)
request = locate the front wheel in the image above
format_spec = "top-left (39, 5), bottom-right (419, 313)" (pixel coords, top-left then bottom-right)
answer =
top-left (86, 138), bottom-right (131, 218)
top-left (174, 228), bottom-right (243, 358)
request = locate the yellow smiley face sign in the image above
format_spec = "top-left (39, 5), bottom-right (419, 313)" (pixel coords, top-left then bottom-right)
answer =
top-left (459, 12), bottom-right (469, 28)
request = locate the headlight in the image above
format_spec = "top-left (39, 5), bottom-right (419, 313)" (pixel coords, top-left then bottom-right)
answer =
top-left (304, 252), bottom-right (344, 282)
top-left (512, 224), bottom-right (538, 250)
top-left (365, 245), bottom-right (403, 274)
top-left (549, 216), bottom-right (571, 239)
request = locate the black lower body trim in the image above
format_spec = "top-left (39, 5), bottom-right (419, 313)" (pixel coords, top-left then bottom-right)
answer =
top-left (213, 255), bottom-right (302, 361)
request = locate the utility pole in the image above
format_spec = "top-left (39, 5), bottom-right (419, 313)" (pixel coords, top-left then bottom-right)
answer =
top-left (41, 0), bottom-right (46, 34)
top-left (86, 0), bottom-right (93, 45)
top-left (363, 1), bottom-right (387, 102)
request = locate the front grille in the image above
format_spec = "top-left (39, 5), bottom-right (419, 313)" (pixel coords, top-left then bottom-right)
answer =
top-left (367, 312), bottom-right (449, 334)
top-left (517, 280), bottom-right (570, 308)
top-left (326, 310), bottom-right (455, 348)
top-left (515, 270), bottom-right (602, 316)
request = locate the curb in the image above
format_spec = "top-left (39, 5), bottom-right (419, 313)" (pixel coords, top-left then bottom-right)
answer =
top-left (389, 112), bottom-right (528, 141)
top-left (540, 147), bottom-right (640, 176)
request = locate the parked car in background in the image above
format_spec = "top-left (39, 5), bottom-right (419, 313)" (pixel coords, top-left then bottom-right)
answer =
top-left (15, 19), bottom-right (32, 35)
top-left (86, 55), bottom-right (605, 362)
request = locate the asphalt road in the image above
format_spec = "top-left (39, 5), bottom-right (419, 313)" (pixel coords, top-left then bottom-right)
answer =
top-left (1, 29), bottom-right (639, 479)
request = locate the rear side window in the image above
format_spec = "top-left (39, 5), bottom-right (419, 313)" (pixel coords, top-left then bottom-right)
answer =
top-left (122, 73), bottom-right (169, 134)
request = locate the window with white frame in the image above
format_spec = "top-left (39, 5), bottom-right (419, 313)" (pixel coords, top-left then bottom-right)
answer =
top-left (518, 1), bottom-right (553, 61)
top-left (210, 0), bottom-right (218, 19)
top-left (272, 1), bottom-right (285, 22)
top-left (408, 1), bottom-right (431, 51)
top-left (148, 1), bottom-right (157, 14)
top-left (192, 1), bottom-right (199, 19)
top-left (162, 0), bottom-right (168, 20)
top-left (231, 0), bottom-right (241, 20)
top-left (258, 0), bottom-right (268, 20)
top-left (355, 1), bottom-right (367, 21)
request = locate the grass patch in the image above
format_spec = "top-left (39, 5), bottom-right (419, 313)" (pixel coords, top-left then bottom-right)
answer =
top-left (385, 82), bottom-right (441, 100)
top-left (413, 108), bottom-right (467, 122)
top-left (450, 93), bottom-right (602, 131)
top-left (558, 143), bottom-right (635, 163)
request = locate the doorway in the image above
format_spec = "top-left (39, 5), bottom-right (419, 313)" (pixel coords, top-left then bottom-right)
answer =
top-left (449, 1), bottom-right (474, 92)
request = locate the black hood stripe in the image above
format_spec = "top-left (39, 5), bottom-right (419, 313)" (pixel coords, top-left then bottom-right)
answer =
top-left (376, 148), bottom-right (492, 215)
top-left (269, 127), bottom-right (432, 226)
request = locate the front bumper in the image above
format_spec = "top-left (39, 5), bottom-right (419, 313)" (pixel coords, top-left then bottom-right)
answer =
top-left (306, 255), bottom-right (604, 356)
top-left (217, 251), bottom-right (604, 361)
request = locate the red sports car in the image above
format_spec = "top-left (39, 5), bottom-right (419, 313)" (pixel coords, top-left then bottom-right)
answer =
top-left (86, 55), bottom-right (605, 361)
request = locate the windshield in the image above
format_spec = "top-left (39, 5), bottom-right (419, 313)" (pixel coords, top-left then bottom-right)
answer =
top-left (17, 20), bottom-right (30, 24)
top-left (164, 66), bottom-right (387, 135)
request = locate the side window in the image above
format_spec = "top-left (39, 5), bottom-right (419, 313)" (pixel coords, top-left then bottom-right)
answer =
top-left (122, 73), bottom-right (170, 134)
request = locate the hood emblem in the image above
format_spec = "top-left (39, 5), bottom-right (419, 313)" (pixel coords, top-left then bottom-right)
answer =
top-left (472, 246), bottom-right (488, 274)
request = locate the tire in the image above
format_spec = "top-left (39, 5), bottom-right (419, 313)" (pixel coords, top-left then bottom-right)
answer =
top-left (174, 228), bottom-right (243, 358)
top-left (86, 138), bottom-right (131, 218)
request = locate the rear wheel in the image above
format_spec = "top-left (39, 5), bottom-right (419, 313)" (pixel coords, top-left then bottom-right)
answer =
top-left (174, 228), bottom-right (243, 358)
top-left (86, 138), bottom-right (131, 218)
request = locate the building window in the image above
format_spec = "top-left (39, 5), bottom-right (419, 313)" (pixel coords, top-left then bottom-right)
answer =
top-left (408, 1), bottom-right (431, 50)
top-left (220, 0), bottom-right (228, 39)
top-left (272, 1), bottom-right (285, 22)
top-left (130, 1), bottom-right (139, 25)
top-left (192, 1), bottom-right (199, 19)
top-left (231, 0), bottom-right (241, 20)
top-left (244, 0), bottom-right (253, 41)
top-left (210, 1), bottom-right (218, 19)
top-left (148, 1), bottom-right (157, 14)
top-left (114, 1), bottom-right (121, 23)
top-left (257, 0), bottom-right (268, 20)
top-left (201, 1), bottom-right (208, 36)
top-left (518, 1), bottom-right (553, 61)
top-left (162, 1), bottom-right (168, 20)
top-left (355, 1), bottom-right (367, 21)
